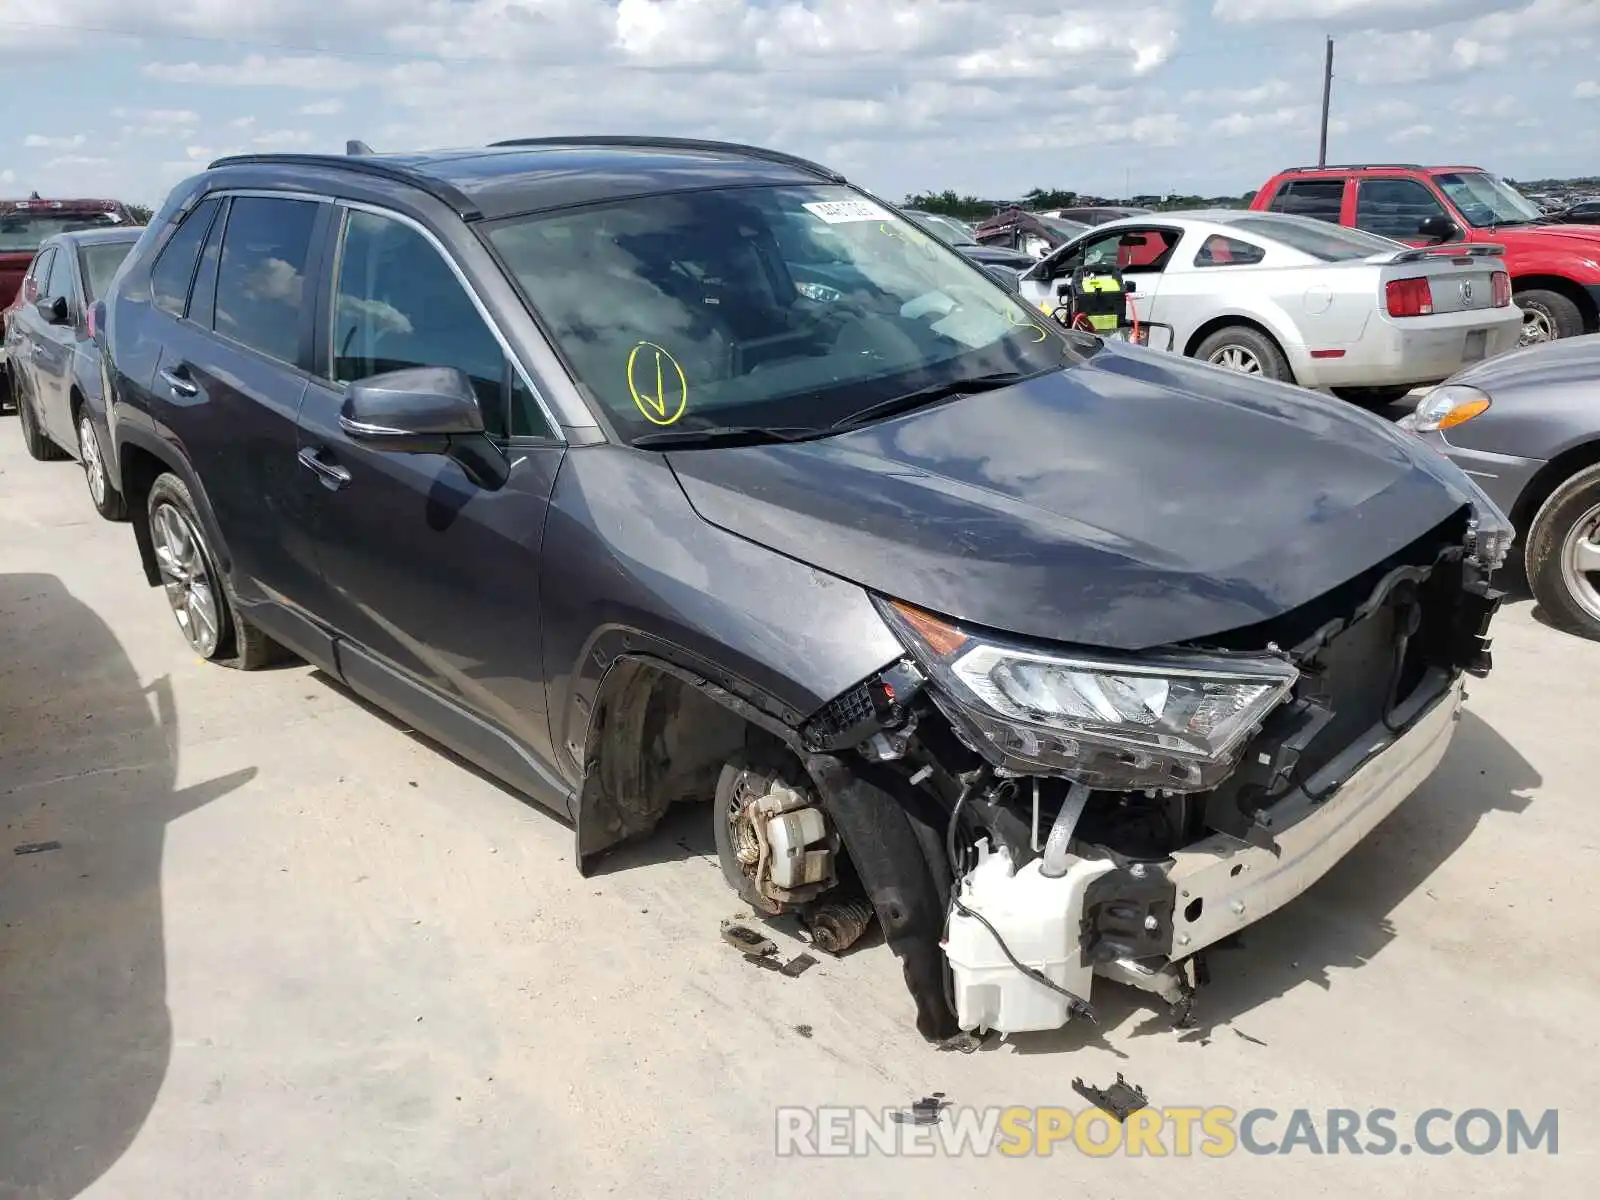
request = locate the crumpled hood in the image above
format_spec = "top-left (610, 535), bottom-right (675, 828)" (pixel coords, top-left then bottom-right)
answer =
top-left (667, 344), bottom-right (1477, 650)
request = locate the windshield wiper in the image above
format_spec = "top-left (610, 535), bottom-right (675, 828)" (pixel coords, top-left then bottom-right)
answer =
top-left (631, 424), bottom-right (823, 449)
top-left (830, 371), bottom-right (1029, 431)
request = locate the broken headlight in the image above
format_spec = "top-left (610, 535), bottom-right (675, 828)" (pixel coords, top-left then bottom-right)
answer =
top-left (877, 599), bottom-right (1298, 792)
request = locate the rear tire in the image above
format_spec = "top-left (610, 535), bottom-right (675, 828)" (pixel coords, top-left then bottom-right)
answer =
top-left (1514, 288), bottom-right (1584, 346)
top-left (17, 387), bottom-right (67, 461)
top-left (1193, 325), bottom-right (1293, 383)
top-left (78, 410), bottom-right (128, 521)
top-left (147, 472), bottom-right (285, 669)
top-left (1525, 463), bottom-right (1600, 641)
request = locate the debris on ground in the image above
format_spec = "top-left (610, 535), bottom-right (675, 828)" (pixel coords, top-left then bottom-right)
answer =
top-left (936, 1031), bottom-right (993, 1054)
top-left (1071, 1073), bottom-right (1148, 1123)
top-left (12, 841), bottom-right (62, 855)
top-left (793, 1024), bottom-right (814, 1039)
top-left (779, 952), bottom-right (817, 978)
top-left (890, 1093), bottom-right (950, 1125)
top-left (719, 920), bottom-right (778, 958)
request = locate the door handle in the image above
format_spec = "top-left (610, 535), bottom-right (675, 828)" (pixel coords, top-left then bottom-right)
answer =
top-left (297, 446), bottom-right (352, 490)
top-left (158, 366), bottom-right (198, 397)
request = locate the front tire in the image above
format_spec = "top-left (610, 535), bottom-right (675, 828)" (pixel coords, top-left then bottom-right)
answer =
top-left (1514, 288), bottom-right (1584, 346)
top-left (1525, 462), bottom-right (1600, 640)
top-left (78, 410), bottom-right (128, 521)
top-left (1193, 325), bottom-right (1293, 383)
top-left (147, 472), bottom-right (283, 669)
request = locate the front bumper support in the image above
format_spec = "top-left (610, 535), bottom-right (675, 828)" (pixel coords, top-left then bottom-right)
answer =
top-left (1163, 673), bottom-right (1462, 957)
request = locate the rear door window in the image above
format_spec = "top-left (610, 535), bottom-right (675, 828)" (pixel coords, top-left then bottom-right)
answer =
top-left (151, 198), bottom-right (221, 318)
top-left (1354, 179), bottom-right (1449, 240)
top-left (213, 196), bottom-right (321, 369)
top-left (1267, 179), bottom-right (1346, 223)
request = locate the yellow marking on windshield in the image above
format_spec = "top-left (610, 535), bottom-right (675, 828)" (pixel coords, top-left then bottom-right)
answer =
top-left (626, 341), bottom-right (689, 426)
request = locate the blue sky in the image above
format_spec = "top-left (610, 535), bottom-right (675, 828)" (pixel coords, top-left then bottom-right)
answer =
top-left (3, 0), bottom-right (1598, 208)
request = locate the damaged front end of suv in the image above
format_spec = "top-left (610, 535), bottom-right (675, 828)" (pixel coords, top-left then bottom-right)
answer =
top-left (785, 504), bottom-right (1504, 1040)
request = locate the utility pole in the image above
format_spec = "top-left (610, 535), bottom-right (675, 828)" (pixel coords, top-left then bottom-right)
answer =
top-left (1318, 36), bottom-right (1334, 167)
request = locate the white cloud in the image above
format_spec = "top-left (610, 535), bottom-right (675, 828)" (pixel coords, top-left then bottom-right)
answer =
top-left (299, 97), bottom-right (346, 116)
top-left (250, 129), bottom-right (317, 149)
top-left (144, 54), bottom-right (380, 89)
top-left (1577, 81), bottom-right (1600, 99)
top-left (1184, 79), bottom-right (1293, 106)
top-left (1386, 123), bottom-right (1435, 144)
top-left (230, 117), bottom-right (257, 129)
top-left (45, 154), bottom-right (110, 168)
top-left (1210, 106), bottom-right (1315, 138)
top-left (0, 168), bottom-right (15, 185)
top-left (23, 133), bottom-right (87, 149)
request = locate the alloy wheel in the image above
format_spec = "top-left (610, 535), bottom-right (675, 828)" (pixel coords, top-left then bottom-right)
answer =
top-left (1520, 307), bottom-right (1556, 347)
top-left (1208, 344), bottom-right (1262, 374)
top-left (1559, 501), bottom-right (1600, 625)
top-left (151, 501), bottom-right (222, 656)
top-left (78, 413), bottom-right (107, 508)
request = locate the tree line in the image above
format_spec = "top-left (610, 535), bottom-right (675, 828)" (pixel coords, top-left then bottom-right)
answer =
top-left (901, 186), bottom-right (1259, 221)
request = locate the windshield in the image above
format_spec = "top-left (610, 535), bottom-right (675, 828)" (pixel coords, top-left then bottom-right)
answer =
top-left (486, 184), bottom-right (1080, 443)
top-left (79, 241), bottom-right (135, 301)
top-left (0, 211), bottom-right (125, 253)
top-left (1227, 215), bottom-right (1403, 261)
top-left (1433, 172), bottom-right (1544, 227)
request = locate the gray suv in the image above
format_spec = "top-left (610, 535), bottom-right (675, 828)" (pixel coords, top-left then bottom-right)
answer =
top-left (100, 137), bottom-right (1505, 1040)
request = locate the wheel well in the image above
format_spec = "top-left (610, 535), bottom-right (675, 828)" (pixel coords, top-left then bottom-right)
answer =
top-left (1182, 315), bottom-right (1295, 380)
top-left (1509, 438), bottom-right (1600, 538)
top-left (68, 386), bottom-right (85, 424)
top-left (1510, 275), bottom-right (1598, 332)
top-left (118, 443), bottom-right (173, 587)
top-left (575, 658), bottom-right (766, 869)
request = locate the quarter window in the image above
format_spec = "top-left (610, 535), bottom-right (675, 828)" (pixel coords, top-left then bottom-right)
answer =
top-left (1193, 235), bottom-right (1267, 267)
top-left (1268, 179), bottom-right (1345, 223)
top-left (1354, 179), bottom-right (1448, 240)
top-left (150, 197), bottom-right (220, 318)
top-left (23, 248), bottom-right (54, 303)
top-left (213, 196), bottom-right (320, 368)
top-left (330, 208), bottom-right (550, 439)
top-left (44, 244), bottom-right (76, 306)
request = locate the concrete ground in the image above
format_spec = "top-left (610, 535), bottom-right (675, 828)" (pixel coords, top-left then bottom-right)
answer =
top-left (2, 421), bottom-right (1597, 1199)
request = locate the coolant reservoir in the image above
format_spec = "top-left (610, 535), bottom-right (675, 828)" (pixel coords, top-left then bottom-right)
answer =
top-left (943, 844), bottom-right (1116, 1034)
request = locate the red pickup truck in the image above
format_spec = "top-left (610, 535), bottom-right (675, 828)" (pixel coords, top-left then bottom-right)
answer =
top-left (1250, 164), bottom-right (1600, 346)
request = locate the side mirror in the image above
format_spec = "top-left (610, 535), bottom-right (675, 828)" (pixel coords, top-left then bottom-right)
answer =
top-left (1417, 215), bottom-right (1461, 244)
top-left (982, 264), bottom-right (1020, 290)
top-left (36, 295), bottom-right (68, 325)
top-left (339, 366), bottom-right (509, 491)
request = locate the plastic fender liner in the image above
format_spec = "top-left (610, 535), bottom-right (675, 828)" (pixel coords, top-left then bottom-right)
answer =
top-left (804, 752), bottom-right (958, 1041)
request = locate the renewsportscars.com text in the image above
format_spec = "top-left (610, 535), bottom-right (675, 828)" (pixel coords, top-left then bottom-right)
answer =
top-left (774, 1105), bottom-right (1559, 1158)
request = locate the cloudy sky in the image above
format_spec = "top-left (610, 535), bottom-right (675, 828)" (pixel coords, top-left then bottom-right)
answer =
top-left (3, 0), bottom-right (1598, 207)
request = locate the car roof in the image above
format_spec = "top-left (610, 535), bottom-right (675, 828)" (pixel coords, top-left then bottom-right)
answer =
top-left (207, 137), bottom-right (847, 222)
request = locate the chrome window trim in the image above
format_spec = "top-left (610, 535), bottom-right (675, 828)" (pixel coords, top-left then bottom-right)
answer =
top-left (332, 198), bottom-right (565, 443)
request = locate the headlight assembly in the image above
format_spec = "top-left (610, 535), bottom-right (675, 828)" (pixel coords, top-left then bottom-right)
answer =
top-left (1408, 384), bottom-right (1490, 433)
top-left (877, 599), bottom-right (1298, 792)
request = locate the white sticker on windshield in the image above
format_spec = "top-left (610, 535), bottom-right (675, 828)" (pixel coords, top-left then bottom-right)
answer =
top-left (803, 199), bottom-right (892, 224)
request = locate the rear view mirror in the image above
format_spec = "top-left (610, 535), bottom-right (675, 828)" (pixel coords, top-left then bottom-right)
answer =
top-left (340, 366), bottom-right (508, 491)
top-left (1417, 215), bottom-right (1461, 244)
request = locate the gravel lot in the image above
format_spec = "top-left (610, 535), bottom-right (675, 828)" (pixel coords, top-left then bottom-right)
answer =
top-left (2, 420), bottom-right (1596, 1199)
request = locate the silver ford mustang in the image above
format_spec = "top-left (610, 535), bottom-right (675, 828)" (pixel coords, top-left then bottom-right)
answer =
top-left (1016, 210), bottom-right (1524, 402)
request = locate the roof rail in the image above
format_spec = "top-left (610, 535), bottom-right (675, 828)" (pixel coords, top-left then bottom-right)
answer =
top-left (203, 153), bottom-right (483, 219)
top-left (1277, 163), bottom-right (1426, 174)
top-left (487, 135), bottom-right (845, 182)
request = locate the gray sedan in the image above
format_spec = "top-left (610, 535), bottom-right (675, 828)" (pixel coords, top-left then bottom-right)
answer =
top-left (1400, 333), bottom-right (1600, 638)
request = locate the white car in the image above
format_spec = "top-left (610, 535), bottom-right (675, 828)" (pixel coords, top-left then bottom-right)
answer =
top-left (1017, 210), bottom-right (1524, 402)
